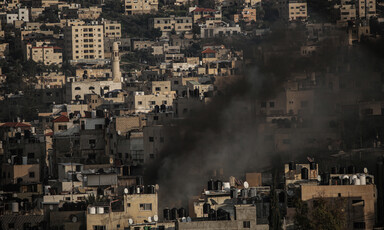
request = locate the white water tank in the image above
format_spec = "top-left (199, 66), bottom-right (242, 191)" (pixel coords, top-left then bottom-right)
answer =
top-left (97, 207), bottom-right (104, 214)
top-left (223, 182), bottom-right (230, 190)
top-left (12, 202), bottom-right (19, 213)
top-left (89, 207), bottom-right (96, 214)
top-left (360, 174), bottom-right (366, 185)
top-left (22, 156), bottom-right (27, 165)
top-left (355, 178), bottom-right (361, 185)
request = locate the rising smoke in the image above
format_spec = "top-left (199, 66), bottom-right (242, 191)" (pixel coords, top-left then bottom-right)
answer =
top-left (144, 22), bottom-right (384, 209)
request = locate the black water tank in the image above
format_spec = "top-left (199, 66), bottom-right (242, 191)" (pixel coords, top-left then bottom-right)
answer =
top-left (203, 203), bottom-right (211, 214)
top-left (214, 180), bottom-right (222, 190)
top-left (331, 167), bottom-right (337, 174)
top-left (208, 209), bottom-right (217, 220)
top-left (230, 188), bottom-right (238, 199)
top-left (171, 208), bottom-right (178, 220)
top-left (136, 176), bottom-right (143, 185)
top-left (348, 165), bottom-right (356, 174)
top-left (339, 167), bottom-right (346, 174)
top-left (342, 178), bottom-right (350, 185)
top-left (208, 179), bottom-right (214, 190)
top-left (146, 185), bottom-right (155, 194)
top-left (128, 185), bottom-right (135, 194)
top-left (301, 167), bottom-right (309, 180)
top-left (163, 208), bottom-right (170, 220)
top-left (321, 173), bottom-right (330, 185)
top-left (289, 161), bottom-right (296, 170)
top-left (310, 162), bottom-right (317, 170)
top-left (178, 208), bottom-right (186, 218)
top-left (217, 209), bottom-right (228, 220)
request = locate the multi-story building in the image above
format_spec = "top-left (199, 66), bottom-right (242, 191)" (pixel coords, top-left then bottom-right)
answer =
top-left (190, 7), bottom-right (222, 23)
top-left (151, 15), bottom-right (193, 34)
top-left (285, 162), bottom-right (377, 230)
top-left (356, 0), bottom-right (376, 18)
top-left (233, 8), bottom-right (257, 23)
top-left (64, 23), bottom-right (105, 64)
top-left (24, 42), bottom-right (63, 66)
top-left (102, 20), bottom-right (122, 38)
top-left (278, 0), bottom-right (308, 21)
top-left (124, 0), bottom-right (158, 15)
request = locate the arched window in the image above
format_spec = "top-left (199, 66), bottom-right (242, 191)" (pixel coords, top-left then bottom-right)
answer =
top-left (89, 86), bottom-right (95, 90)
top-left (75, 87), bottom-right (81, 90)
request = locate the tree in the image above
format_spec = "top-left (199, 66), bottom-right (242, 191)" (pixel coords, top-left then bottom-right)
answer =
top-left (294, 197), bottom-right (347, 230)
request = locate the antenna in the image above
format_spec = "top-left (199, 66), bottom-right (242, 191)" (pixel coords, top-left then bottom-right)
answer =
top-left (243, 181), bottom-right (249, 189)
top-left (153, 215), bottom-right (158, 222)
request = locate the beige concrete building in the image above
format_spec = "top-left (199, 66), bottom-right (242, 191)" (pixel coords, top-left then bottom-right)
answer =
top-left (102, 20), bottom-right (121, 38)
top-left (78, 7), bottom-right (102, 20)
top-left (36, 72), bottom-right (66, 89)
top-left (301, 185), bottom-right (376, 230)
top-left (86, 193), bottom-right (159, 230)
top-left (1, 163), bottom-right (40, 185)
top-left (124, 0), bottom-right (158, 15)
top-left (151, 15), bottom-right (193, 34)
top-left (25, 42), bottom-right (63, 66)
top-left (130, 91), bottom-right (174, 113)
top-left (278, 0), bottom-right (308, 21)
top-left (357, 0), bottom-right (376, 18)
top-left (233, 8), bottom-right (256, 23)
top-left (64, 23), bottom-right (105, 64)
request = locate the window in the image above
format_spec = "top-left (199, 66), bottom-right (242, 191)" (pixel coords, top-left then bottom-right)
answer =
top-left (29, 172), bottom-right (35, 178)
top-left (243, 221), bottom-right (251, 228)
top-left (28, 152), bottom-right (35, 159)
top-left (75, 87), bottom-right (81, 90)
top-left (89, 139), bottom-right (96, 145)
top-left (138, 101), bottom-right (142, 105)
top-left (149, 137), bottom-right (154, 142)
top-left (58, 125), bottom-right (67, 130)
top-left (127, 203), bottom-right (131, 207)
top-left (160, 137), bottom-right (164, 143)
top-left (283, 139), bottom-right (291, 144)
top-left (150, 154), bottom-right (155, 158)
top-left (93, 226), bottom-right (106, 230)
top-left (352, 200), bottom-right (365, 206)
top-left (162, 101), bottom-right (167, 105)
top-left (269, 101), bottom-right (275, 108)
top-left (155, 87), bottom-right (161, 91)
top-left (139, 203), bottom-right (152, 211)
top-left (150, 101), bottom-right (156, 105)
top-left (261, 102), bottom-right (266, 108)
top-left (8, 223), bottom-right (15, 229)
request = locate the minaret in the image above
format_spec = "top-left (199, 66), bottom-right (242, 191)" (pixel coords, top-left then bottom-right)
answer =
top-left (112, 42), bottom-right (121, 83)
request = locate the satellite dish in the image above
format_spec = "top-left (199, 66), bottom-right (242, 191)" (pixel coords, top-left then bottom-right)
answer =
top-left (182, 217), bottom-right (187, 222)
top-left (76, 174), bottom-right (83, 182)
top-left (187, 217), bottom-right (192, 222)
top-left (317, 175), bottom-right (321, 181)
top-left (153, 215), bottom-right (158, 222)
top-left (109, 158), bottom-right (114, 164)
top-left (8, 159), bottom-right (11, 164)
top-left (128, 219), bottom-right (133, 224)
top-left (124, 188), bottom-right (129, 194)
top-left (148, 217), bottom-right (152, 222)
top-left (244, 181), bottom-right (249, 189)
top-left (364, 168), bottom-right (368, 174)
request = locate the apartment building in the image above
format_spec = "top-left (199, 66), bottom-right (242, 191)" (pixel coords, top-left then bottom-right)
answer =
top-left (130, 91), bottom-right (174, 113)
top-left (102, 20), bottom-right (121, 38)
top-left (24, 42), bottom-right (63, 66)
top-left (124, 0), bottom-right (158, 15)
top-left (233, 8), bottom-right (257, 23)
top-left (151, 15), bottom-right (193, 34)
top-left (3, 7), bottom-right (29, 24)
top-left (64, 23), bottom-right (105, 64)
top-left (190, 7), bottom-right (222, 23)
top-left (338, 4), bottom-right (357, 22)
top-left (278, 0), bottom-right (308, 21)
top-left (356, 0), bottom-right (376, 18)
